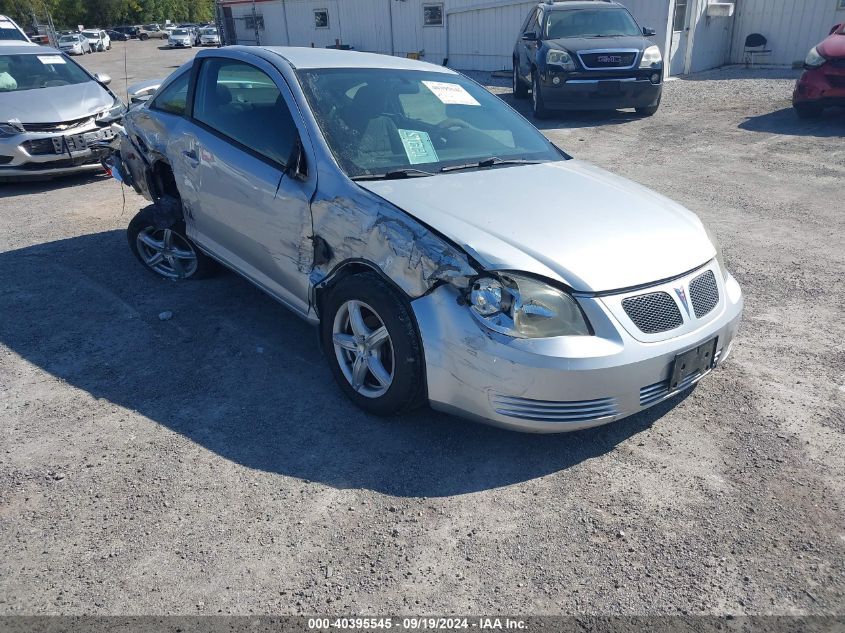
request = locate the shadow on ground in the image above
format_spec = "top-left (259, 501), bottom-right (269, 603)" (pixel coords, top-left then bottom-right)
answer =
top-left (0, 171), bottom-right (110, 197)
top-left (739, 106), bottom-right (845, 137)
top-left (0, 228), bottom-right (687, 497)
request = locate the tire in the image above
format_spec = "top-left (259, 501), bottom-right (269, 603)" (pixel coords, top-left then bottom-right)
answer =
top-left (513, 61), bottom-right (528, 99)
top-left (320, 272), bottom-right (426, 417)
top-left (127, 207), bottom-right (215, 280)
top-left (531, 71), bottom-right (548, 119)
top-left (140, 33), bottom-right (149, 41)
top-left (794, 102), bottom-right (823, 119)
top-left (636, 100), bottom-right (660, 117)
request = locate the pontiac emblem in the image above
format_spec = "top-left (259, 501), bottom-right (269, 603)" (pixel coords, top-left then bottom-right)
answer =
top-left (674, 286), bottom-right (691, 317)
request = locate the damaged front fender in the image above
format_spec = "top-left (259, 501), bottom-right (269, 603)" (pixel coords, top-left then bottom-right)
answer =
top-left (309, 186), bottom-right (477, 301)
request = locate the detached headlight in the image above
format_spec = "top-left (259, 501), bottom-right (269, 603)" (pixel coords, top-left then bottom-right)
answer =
top-left (639, 45), bottom-right (662, 68)
top-left (469, 273), bottom-right (590, 338)
top-left (702, 223), bottom-right (728, 280)
top-left (804, 46), bottom-right (827, 68)
top-left (546, 49), bottom-right (576, 70)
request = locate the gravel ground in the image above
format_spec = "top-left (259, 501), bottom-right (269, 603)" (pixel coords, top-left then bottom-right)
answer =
top-left (0, 41), bottom-right (843, 616)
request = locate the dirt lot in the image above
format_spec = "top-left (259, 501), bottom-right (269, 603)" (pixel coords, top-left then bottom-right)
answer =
top-left (1, 40), bottom-right (843, 616)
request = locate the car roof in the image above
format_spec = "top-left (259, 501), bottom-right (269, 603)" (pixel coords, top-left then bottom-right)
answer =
top-left (254, 46), bottom-right (458, 73)
top-left (0, 43), bottom-right (53, 53)
top-left (541, 1), bottom-right (622, 10)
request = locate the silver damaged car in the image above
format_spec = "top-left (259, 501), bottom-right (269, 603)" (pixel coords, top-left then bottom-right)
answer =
top-left (0, 45), bottom-right (124, 179)
top-left (106, 46), bottom-right (743, 432)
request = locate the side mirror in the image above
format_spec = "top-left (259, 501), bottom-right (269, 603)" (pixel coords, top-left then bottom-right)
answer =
top-left (642, 27), bottom-right (657, 36)
top-left (130, 93), bottom-right (153, 105)
top-left (94, 72), bottom-right (111, 85)
top-left (521, 31), bottom-right (538, 41)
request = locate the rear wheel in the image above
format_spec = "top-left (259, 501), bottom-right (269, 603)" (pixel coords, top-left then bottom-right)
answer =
top-left (321, 272), bottom-right (426, 417)
top-left (127, 207), bottom-right (215, 280)
top-left (140, 33), bottom-right (149, 41)
top-left (513, 61), bottom-right (528, 99)
top-left (531, 71), bottom-right (548, 119)
top-left (793, 102), bottom-right (823, 119)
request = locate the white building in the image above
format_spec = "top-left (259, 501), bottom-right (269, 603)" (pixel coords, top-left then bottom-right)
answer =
top-left (218, 0), bottom-right (845, 76)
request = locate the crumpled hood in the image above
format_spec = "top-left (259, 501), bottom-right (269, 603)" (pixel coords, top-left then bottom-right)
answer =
top-left (358, 160), bottom-right (715, 293)
top-left (0, 82), bottom-right (113, 124)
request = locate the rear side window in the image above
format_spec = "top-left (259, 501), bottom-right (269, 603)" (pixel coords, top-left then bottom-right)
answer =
top-left (150, 71), bottom-right (190, 115)
top-left (192, 58), bottom-right (297, 166)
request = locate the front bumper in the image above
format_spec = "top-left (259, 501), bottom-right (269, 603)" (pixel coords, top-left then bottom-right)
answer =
top-left (412, 263), bottom-right (743, 433)
top-left (540, 67), bottom-right (662, 110)
top-left (0, 125), bottom-right (113, 181)
top-left (793, 65), bottom-right (845, 107)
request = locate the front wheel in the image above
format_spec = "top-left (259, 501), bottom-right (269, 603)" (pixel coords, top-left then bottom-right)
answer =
top-left (127, 207), bottom-right (215, 280)
top-left (532, 72), bottom-right (548, 119)
top-left (321, 272), bottom-right (426, 417)
top-left (636, 100), bottom-right (660, 117)
top-left (513, 62), bottom-right (528, 99)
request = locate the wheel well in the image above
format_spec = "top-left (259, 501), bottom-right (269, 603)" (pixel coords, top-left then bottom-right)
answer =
top-left (314, 262), bottom-right (380, 320)
top-left (151, 161), bottom-right (180, 202)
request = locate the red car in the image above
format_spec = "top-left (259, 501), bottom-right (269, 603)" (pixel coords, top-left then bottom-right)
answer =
top-left (793, 23), bottom-right (845, 118)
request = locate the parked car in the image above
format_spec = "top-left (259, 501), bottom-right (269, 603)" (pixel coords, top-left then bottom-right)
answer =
top-left (106, 29), bottom-right (129, 42)
top-left (57, 33), bottom-right (91, 55)
top-left (178, 24), bottom-right (201, 45)
top-left (0, 45), bottom-right (124, 179)
top-left (140, 24), bottom-right (168, 39)
top-left (198, 27), bottom-right (220, 46)
top-left (513, 0), bottom-right (663, 118)
top-left (167, 28), bottom-right (193, 48)
top-left (793, 22), bottom-right (845, 118)
top-left (0, 14), bottom-right (31, 42)
top-left (82, 29), bottom-right (110, 52)
top-left (112, 25), bottom-right (141, 40)
top-left (101, 46), bottom-right (742, 432)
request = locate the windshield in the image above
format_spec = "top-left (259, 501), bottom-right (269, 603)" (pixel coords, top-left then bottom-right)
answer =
top-left (0, 53), bottom-right (91, 92)
top-left (297, 68), bottom-right (562, 178)
top-left (82, 31), bottom-right (99, 39)
top-left (0, 19), bottom-right (27, 41)
top-left (59, 35), bottom-right (79, 42)
top-left (546, 8), bottom-right (640, 38)
top-left (201, 28), bottom-right (217, 35)
top-left (173, 29), bottom-right (188, 36)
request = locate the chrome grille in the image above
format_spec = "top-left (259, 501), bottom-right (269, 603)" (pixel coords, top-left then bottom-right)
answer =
top-left (578, 51), bottom-right (637, 69)
top-left (689, 270), bottom-right (719, 318)
top-left (22, 117), bottom-right (94, 133)
top-left (490, 394), bottom-right (617, 423)
top-left (622, 292), bottom-right (683, 334)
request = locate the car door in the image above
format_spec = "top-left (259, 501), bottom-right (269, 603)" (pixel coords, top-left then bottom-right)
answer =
top-left (518, 8), bottom-right (542, 80)
top-left (178, 53), bottom-right (316, 315)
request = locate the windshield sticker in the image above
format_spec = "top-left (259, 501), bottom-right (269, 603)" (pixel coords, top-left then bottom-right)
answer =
top-left (37, 55), bottom-right (66, 65)
top-left (422, 81), bottom-right (480, 106)
top-left (398, 129), bottom-right (439, 165)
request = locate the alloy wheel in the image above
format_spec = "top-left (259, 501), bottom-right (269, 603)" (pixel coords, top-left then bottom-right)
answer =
top-left (332, 299), bottom-right (395, 398)
top-left (136, 226), bottom-right (198, 279)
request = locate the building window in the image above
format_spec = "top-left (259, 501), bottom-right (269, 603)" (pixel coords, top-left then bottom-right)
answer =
top-left (838, 0), bottom-right (845, 10)
top-left (314, 9), bottom-right (329, 29)
top-left (244, 14), bottom-right (264, 30)
top-left (672, 0), bottom-right (688, 32)
top-left (423, 3), bottom-right (444, 27)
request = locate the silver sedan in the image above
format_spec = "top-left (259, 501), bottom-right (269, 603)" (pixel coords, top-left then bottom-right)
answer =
top-left (108, 46), bottom-right (743, 432)
top-left (0, 45), bottom-right (124, 180)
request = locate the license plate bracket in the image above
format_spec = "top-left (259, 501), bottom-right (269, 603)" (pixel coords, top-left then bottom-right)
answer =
top-left (669, 337), bottom-right (718, 391)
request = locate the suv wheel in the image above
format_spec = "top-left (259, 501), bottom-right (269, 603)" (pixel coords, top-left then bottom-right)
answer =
top-left (513, 62), bottom-right (528, 99)
top-left (139, 33), bottom-right (149, 41)
top-left (531, 72), bottom-right (548, 119)
top-left (321, 272), bottom-right (426, 416)
top-left (127, 207), bottom-right (215, 280)
top-left (636, 99), bottom-right (660, 117)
